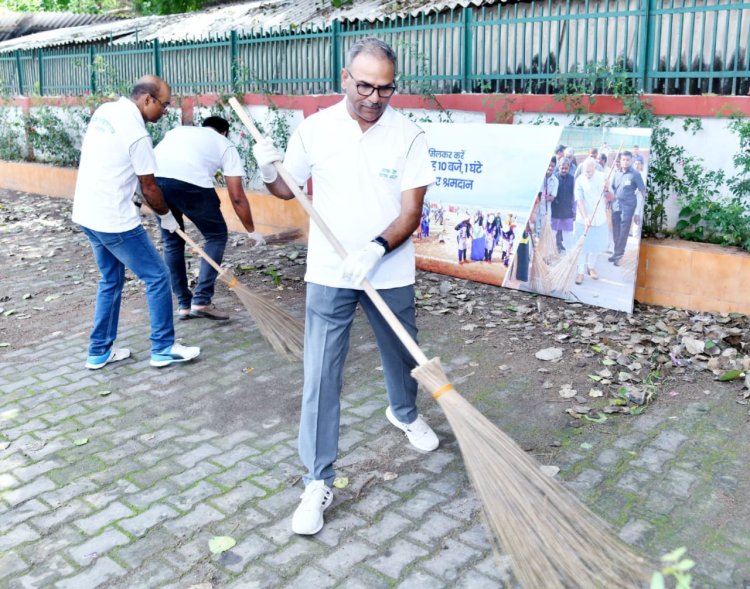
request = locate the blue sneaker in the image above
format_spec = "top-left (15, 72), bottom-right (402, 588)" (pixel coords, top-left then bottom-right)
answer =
top-left (150, 342), bottom-right (200, 368)
top-left (85, 347), bottom-right (131, 370)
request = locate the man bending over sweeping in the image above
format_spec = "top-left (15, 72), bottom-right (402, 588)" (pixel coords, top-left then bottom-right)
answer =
top-left (252, 37), bottom-right (439, 536)
top-left (154, 116), bottom-right (264, 321)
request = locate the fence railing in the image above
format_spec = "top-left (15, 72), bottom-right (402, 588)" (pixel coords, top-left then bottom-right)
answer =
top-left (1, 0), bottom-right (749, 97)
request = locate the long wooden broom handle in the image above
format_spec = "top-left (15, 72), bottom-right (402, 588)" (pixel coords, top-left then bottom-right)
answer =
top-left (175, 227), bottom-right (227, 277)
top-left (228, 97), bottom-right (429, 367)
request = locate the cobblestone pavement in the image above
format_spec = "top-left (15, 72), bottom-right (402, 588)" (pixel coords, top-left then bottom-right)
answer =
top-left (1, 190), bottom-right (749, 588)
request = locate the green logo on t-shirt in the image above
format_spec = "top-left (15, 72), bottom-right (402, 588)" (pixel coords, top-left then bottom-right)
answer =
top-left (379, 168), bottom-right (397, 179)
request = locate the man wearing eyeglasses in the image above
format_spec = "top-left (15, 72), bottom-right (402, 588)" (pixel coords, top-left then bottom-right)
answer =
top-left (253, 37), bottom-right (438, 536)
top-left (73, 74), bottom-right (200, 370)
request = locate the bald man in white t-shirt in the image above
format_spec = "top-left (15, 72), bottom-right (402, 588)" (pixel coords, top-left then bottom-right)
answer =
top-left (155, 116), bottom-right (263, 321)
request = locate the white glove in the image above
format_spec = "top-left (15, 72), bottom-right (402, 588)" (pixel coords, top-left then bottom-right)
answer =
top-left (247, 231), bottom-right (266, 246)
top-left (159, 211), bottom-right (179, 233)
top-left (340, 241), bottom-right (386, 286)
top-left (252, 137), bottom-right (282, 183)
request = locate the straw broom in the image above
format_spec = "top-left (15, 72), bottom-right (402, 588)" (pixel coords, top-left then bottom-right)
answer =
top-left (175, 227), bottom-right (304, 361)
top-left (528, 235), bottom-right (551, 293)
top-left (537, 202), bottom-right (559, 264)
top-left (229, 98), bottom-right (653, 587)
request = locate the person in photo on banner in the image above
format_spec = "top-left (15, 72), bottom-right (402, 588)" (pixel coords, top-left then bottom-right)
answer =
top-left (251, 37), bottom-right (439, 537)
top-left (551, 158), bottom-right (576, 254)
top-left (608, 150), bottom-right (647, 266)
top-left (455, 216), bottom-right (471, 264)
top-left (573, 158), bottom-right (609, 285)
top-left (72, 75), bottom-right (200, 370)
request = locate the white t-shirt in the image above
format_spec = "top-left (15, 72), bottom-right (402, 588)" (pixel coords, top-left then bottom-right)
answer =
top-left (72, 97), bottom-right (155, 233)
top-left (283, 99), bottom-right (435, 289)
top-left (575, 169), bottom-right (609, 227)
top-left (155, 126), bottom-right (245, 187)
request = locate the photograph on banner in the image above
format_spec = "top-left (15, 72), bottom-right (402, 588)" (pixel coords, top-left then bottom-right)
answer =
top-left (501, 126), bottom-right (652, 314)
top-left (415, 122), bottom-right (563, 287)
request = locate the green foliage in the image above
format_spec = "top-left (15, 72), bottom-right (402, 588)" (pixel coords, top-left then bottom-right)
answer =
top-left (26, 106), bottom-right (88, 167)
top-left (0, 0), bottom-right (120, 13)
top-left (0, 108), bottom-right (27, 161)
top-left (146, 107), bottom-right (181, 146)
top-left (651, 547), bottom-right (695, 589)
top-left (133, 0), bottom-right (206, 16)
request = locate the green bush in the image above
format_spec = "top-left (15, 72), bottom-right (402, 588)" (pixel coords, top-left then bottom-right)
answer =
top-left (0, 107), bottom-right (27, 161)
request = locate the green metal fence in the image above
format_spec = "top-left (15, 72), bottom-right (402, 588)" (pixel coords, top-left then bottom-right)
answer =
top-left (1, 0), bottom-right (749, 97)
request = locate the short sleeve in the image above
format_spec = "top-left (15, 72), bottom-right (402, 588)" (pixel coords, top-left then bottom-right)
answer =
top-left (282, 129), bottom-right (312, 187)
top-left (401, 131), bottom-right (435, 192)
top-left (220, 144), bottom-right (245, 177)
top-left (129, 136), bottom-right (157, 176)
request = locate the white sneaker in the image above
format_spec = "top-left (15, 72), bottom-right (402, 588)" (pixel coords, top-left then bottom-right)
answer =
top-left (386, 406), bottom-right (439, 452)
top-left (291, 480), bottom-right (333, 535)
top-left (150, 342), bottom-right (200, 368)
top-left (85, 347), bottom-right (131, 370)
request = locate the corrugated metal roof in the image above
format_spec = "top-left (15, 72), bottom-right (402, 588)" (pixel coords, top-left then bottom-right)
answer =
top-left (0, 9), bottom-right (121, 42)
top-left (0, 0), bottom-right (508, 53)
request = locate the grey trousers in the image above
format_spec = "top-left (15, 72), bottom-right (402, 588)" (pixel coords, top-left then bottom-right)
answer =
top-left (299, 282), bottom-right (419, 486)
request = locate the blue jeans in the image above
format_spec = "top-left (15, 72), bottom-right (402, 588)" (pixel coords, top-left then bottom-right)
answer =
top-left (299, 283), bottom-right (419, 486)
top-left (157, 178), bottom-right (228, 309)
top-left (81, 225), bottom-right (174, 355)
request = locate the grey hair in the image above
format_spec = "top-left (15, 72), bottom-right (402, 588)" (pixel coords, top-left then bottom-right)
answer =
top-left (346, 37), bottom-right (397, 71)
top-left (131, 81), bottom-right (160, 99)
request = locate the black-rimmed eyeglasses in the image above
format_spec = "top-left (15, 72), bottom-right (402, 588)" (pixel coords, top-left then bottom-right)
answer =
top-left (346, 70), bottom-right (396, 98)
top-left (150, 94), bottom-right (171, 110)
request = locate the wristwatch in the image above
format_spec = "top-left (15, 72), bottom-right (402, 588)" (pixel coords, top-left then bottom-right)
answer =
top-left (371, 235), bottom-right (391, 254)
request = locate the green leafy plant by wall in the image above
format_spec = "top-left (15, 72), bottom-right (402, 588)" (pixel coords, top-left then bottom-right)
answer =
top-left (26, 106), bottom-right (89, 167)
top-left (0, 108), bottom-right (27, 161)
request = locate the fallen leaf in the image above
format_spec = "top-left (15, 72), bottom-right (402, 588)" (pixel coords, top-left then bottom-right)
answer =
top-left (584, 412), bottom-right (608, 423)
top-left (73, 438), bottom-right (89, 446)
top-left (718, 369), bottom-right (744, 382)
top-left (540, 465), bottom-right (560, 477)
top-left (333, 477), bottom-right (349, 489)
top-left (208, 536), bottom-right (236, 555)
top-left (243, 367), bottom-right (254, 375)
top-left (98, 390), bottom-right (111, 396)
top-left (383, 472), bottom-right (398, 481)
top-left (588, 388), bottom-right (604, 398)
top-left (559, 384), bottom-right (577, 398)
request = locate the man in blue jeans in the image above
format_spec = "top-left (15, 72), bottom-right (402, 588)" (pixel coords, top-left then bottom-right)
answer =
top-left (609, 151), bottom-right (647, 266)
top-left (154, 116), bottom-right (264, 320)
top-left (72, 74), bottom-right (200, 370)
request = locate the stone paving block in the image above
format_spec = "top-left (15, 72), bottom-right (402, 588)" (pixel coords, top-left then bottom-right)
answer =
top-left (169, 460), bottom-right (222, 489)
top-left (256, 486), bottom-right (302, 518)
top-left (213, 460), bottom-right (269, 489)
top-left (54, 556), bottom-right (126, 589)
top-left (408, 512), bottom-right (463, 546)
top-left (394, 570), bottom-right (446, 589)
top-left (349, 486), bottom-right (401, 518)
top-left (629, 448), bottom-right (674, 473)
top-left (30, 499), bottom-right (92, 532)
top-left (39, 478), bottom-right (99, 508)
top-left (439, 490), bottom-right (482, 521)
top-left (257, 517), bottom-right (297, 547)
top-left (264, 537), bottom-right (324, 568)
top-left (0, 551), bottom-right (29, 582)
top-left (82, 479), bottom-right (140, 510)
top-left (211, 429), bottom-right (258, 451)
top-left (2, 418), bottom-right (51, 440)
top-left (9, 554), bottom-right (76, 589)
top-left (94, 439), bottom-right (147, 465)
top-left (126, 460), bottom-right (184, 488)
top-left (368, 538), bottom-right (429, 578)
top-left (419, 450), bottom-right (456, 474)
top-left (208, 481), bottom-right (267, 514)
top-left (474, 553), bottom-right (514, 582)
top-left (618, 518), bottom-right (654, 546)
top-left (613, 432), bottom-right (648, 450)
top-left (0, 499), bottom-right (48, 532)
top-left (253, 430), bottom-right (293, 450)
top-left (568, 468), bottom-right (605, 493)
top-left (3, 376), bottom-right (38, 393)
top-left (283, 565), bottom-right (337, 588)
top-left (347, 399), bottom-right (386, 419)
top-left (76, 405), bottom-right (122, 427)
top-left (224, 564), bottom-right (283, 589)
top-left (134, 441), bottom-right (184, 468)
top-left (4, 475), bottom-right (56, 507)
top-left (174, 428), bottom-right (221, 445)
top-left (113, 528), bottom-right (180, 569)
top-left (119, 503), bottom-right (180, 537)
top-left (162, 503), bottom-right (225, 538)
top-left (337, 428), bottom-right (366, 453)
top-left (383, 472), bottom-right (424, 494)
top-left (221, 533), bottom-right (276, 573)
top-left (617, 469), bottom-right (654, 493)
top-left (0, 472), bottom-right (19, 491)
top-left (312, 510), bottom-right (368, 548)
top-left (335, 568), bottom-right (392, 589)
top-left (455, 568), bottom-right (506, 589)
top-left (458, 523), bottom-right (492, 550)
top-left (394, 488), bottom-right (446, 519)
top-left (75, 501), bottom-right (135, 535)
top-left (355, 511), bottom-right (411, 544)
top-left (0, 523), bottom-right (41, 551)
top-left (210, 444), bottom-right (262, 468)
top-left (174, 443), bottom-right (222, 469)
top-left (420, 538), bottom-right (481, 581)
top-left (123, 481), bottom-right (179, 511)
top-left (115, 559), bottom-right (178, 589)
top-left (167, 480), bottom-right (222, 511)
top-left (68, 527), bottom-right (131, 566)
top-left (595, 447), bottom-right (625, 468)
top-left (661, 468), bottom-right (698, 498)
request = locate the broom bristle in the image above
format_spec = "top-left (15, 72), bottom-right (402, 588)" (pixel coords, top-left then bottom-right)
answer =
top-left (528, 238), bottom-right (551, 293)
top-left (537, 218), bottom-right (560, 264)
top-left (547, 236), bottom-right (586, 296)
top-left (412, 358), bottom-right (653, 588)
top-left (218, 272), bottom-right (304, 361)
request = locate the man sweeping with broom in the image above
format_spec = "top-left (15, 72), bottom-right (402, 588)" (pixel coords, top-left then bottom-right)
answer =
top-left (251, 37), bottom-right (439, 536)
